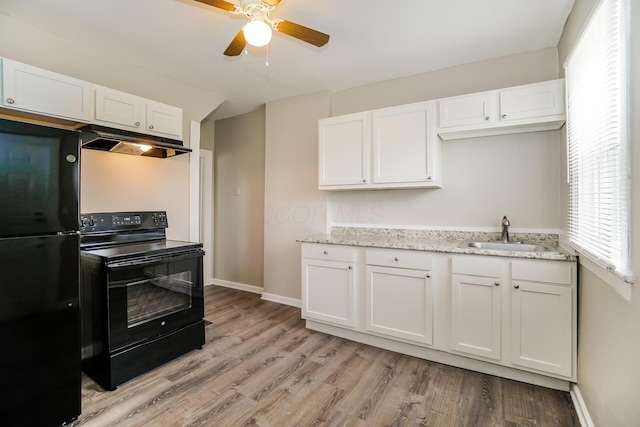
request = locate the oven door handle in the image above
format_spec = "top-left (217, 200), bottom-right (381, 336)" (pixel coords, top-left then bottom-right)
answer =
top-left (106, 249), bottom-right (204, 269)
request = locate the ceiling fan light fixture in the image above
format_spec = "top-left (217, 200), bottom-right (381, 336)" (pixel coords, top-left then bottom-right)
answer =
top-left (243, 20), bottom-right (272, 47)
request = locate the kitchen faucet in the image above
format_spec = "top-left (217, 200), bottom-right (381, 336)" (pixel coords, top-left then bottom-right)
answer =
top-left (501, 216), bottom-right (510, 243)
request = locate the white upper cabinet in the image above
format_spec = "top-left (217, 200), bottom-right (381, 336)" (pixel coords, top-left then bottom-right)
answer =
top-left (1, 58), bottom-right (93, 122)
top-left (372, 101), bottom-right (440, 186)
top-left (0, 57), bottom-right (184, 141)
top-left (95, 86), bottom-right (145, 130)
top-left (439, 92), bottom-right (498, 128)
top-left (318, 79), bottom-right (564, 190)
top-left (318, 112), bottom-right (370, 187)
top-left (438, 79), bottom-right (566, 140)
top-left (145, 100), bottom-right (183, 139)
top-left (499, 79), bottom-right (565, 121)
top-left (318, 101), bottom-right (441, 190)
top-left (95, 86), bottom-right (182, 140)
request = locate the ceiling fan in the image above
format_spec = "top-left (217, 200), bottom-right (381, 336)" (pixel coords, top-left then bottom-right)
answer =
top-left (195, 0), bottom-right (330, 56)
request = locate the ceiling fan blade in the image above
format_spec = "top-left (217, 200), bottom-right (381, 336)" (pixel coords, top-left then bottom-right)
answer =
top-left (276, 20), bottom-right (330, 47)
top-left (262, 0), bottom-right (282, 5)
top-left (224, 30), bottom-right (247, 56)
top-left (194, 0), bottom-right (236, 12)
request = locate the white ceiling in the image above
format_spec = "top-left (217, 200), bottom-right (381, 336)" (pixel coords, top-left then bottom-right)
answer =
top-left (0, 0), bottom-right (575, 119)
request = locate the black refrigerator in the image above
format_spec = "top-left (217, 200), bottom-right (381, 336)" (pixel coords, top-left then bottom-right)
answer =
top-left (0, 118), bottom-right (81, 426)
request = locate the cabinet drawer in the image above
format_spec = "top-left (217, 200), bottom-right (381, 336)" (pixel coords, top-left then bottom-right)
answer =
top-left (512, 260), bottom-right (573, 285)
top-left (452, 255), bottom-right (502, 277)
top-left (301, 243), bottom-right (355, 262)
top-left (366, 249), bottom-right (432, 270)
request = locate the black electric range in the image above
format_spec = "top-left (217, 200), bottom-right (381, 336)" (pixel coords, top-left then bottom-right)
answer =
top-left (79, 211), bottom-right (205, 390)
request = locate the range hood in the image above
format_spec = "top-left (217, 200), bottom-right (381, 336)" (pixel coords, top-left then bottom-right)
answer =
top-left (80, 125), bottom-right (191, 158)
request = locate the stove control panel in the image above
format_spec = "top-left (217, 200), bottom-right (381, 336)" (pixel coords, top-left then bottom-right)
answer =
top-left (80, 211), bottom-right (168, 233)
top-left (152, 212), bottom-right (167, 227)
top-left (112, 214), bottom-right (142, 227)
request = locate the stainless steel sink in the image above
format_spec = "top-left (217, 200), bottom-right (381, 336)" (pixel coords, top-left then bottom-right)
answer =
top-left (458, 240), bottom-right (556, 252)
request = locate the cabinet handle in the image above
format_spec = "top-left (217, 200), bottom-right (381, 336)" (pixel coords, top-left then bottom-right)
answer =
top-left (348, 265), bottom-right (352, 270)
top-left (6, 98), bottom-right (15, 104)
top-left (394, 257), bottom-right (399, 261)
top-left (323, 250), bottom-right (328, 255)
top-left (427, 176), bottom-right (432, 181)
top-left (501, 114), bottom-right (507, 119)
top-left (148, 125), bottom-right (155, 130)
top-left (362, 179), bottom-right (367, 183)
top-left (485, 116), bottom-right (490, 121)
top-left (134, 121), bottom-right (141, 127)
top-left (494, 281), bottom-right (500, 287)
top-left (514, 283), bottom-right (520, 289)
top-left (426, 274), bottom-right (431, 278)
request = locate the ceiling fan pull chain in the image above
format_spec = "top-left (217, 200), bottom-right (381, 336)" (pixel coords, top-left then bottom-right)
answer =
top-left (266, 44), bottom-right (270, 67)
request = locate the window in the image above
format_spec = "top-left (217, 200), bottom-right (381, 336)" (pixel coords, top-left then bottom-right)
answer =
top-left (565, 0), bottom-right (632, 282)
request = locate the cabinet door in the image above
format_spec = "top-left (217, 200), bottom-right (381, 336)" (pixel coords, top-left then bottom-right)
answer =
top-left (1, 58), bottom-right (92, 122)
top-left (145, 100), bottom-right (183, 139)
top-left (366, 265), bottom-right (433, 345)
top-left (94, 86), bottom-right (145, 131)
top-left (318, 112), bottom-right (370, 187)
top-left (372, 102), bottom-right (437, 185)
top-left (499, 80), bottom-right (565, 122)
top-left (301, 258), bottom-right (355, 328)
top-left (438, 92), bottom-right (498, 128)
top-left (451, 274), bottom-right (501, 360)
top-left (511, 281), bottom-right (572, 377)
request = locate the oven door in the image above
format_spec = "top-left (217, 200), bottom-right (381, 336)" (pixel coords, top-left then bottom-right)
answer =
top-left (105, 249), bottom-right (204, 352)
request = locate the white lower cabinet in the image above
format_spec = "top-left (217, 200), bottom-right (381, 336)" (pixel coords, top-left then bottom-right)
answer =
top-left (451, 256), bottom-right (503, 360)
top-left (365, 249), bottom-right (434, 345)
top-left (451, 273), bottom-right (502, 360)
top-left (301, 244), bottom-right (356, 328)
top-left (450, 255), bottom-right (576, 378)
top-left (300, 243), bottom-right (576, 387)
top-left (511, 260), bottom-right (574, 377)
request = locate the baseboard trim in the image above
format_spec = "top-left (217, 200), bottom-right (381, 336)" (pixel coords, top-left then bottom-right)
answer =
top-left (206, 279), bottom-right (301, 308)
top-left (208, 278), bottom-right (263, 294)
top-left (261, 293), bottom-right (302, 308)
top-left (570, 385), bottom-right (595, 427)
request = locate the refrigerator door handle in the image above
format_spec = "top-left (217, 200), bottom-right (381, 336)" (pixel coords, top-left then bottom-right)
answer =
top-left (57, 231), bottom-right (81, 236)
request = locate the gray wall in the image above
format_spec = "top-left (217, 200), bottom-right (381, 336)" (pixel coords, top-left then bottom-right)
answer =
top-left (260, 47), bottom-right (562, 300)
top-left (558, 0), bottom-right (640, 425)
top-left (263, 91), bottom-right (332, 299)
top-left (213, 107), bottom-right (266, 287)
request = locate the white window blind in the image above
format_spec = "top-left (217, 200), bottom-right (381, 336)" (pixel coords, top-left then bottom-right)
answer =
top-left (565, 0), bottom-right (631, 282)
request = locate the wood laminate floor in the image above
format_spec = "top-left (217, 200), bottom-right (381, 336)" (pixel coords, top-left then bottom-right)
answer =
top-left (76, 286), bottom-right (579, 427)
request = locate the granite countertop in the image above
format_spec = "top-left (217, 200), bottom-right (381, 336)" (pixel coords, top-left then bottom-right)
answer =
top-left (297, 227), bottom-right (577, 262)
